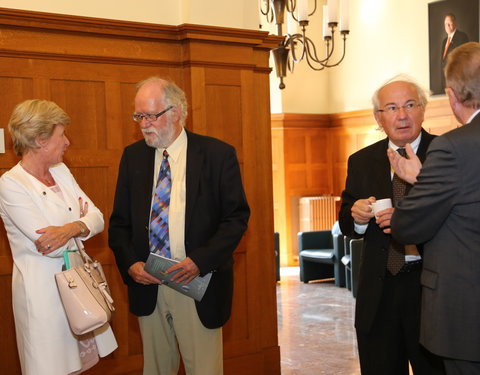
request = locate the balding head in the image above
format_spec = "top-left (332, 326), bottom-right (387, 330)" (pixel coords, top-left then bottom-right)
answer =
top-left (445, 42), bottom-right (480, 109)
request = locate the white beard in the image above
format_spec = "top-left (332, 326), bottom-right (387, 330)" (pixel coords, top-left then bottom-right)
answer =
top-left (142, 126), bottom-right (176, 149)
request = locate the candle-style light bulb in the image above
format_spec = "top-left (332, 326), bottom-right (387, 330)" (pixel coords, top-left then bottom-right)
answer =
top-left (297, 0), bottom-right (309, 22)
top-left (327, 0), bottom-right (339, 24)
top-left (340, 0), bottom-right (349, 31)
top-left (323, 5), bottom-right (332, 38)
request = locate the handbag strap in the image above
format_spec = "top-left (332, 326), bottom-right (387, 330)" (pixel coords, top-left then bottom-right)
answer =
top-left (74, 238), bottom-right (94, 265)
top-left (73, 238), bottom-right (115, 312)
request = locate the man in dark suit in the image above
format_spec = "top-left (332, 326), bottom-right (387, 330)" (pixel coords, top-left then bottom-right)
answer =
top-left (440, 13), bottom-right (469, 91)
top-left (391, 42), bottom-right (480, 374)
top-left (339, 76), bottom-right (444, 375)
top-left (109, 77), bottom-right (250, 374)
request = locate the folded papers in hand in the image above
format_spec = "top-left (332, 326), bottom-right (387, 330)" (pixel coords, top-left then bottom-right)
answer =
top-left (144, 253), bottom-right (212, 302)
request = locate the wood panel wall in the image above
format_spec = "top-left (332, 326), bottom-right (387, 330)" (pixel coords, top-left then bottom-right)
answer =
top-left (273, 99), bottom-right (460, 266)
top-left (0, 8), bottom-right (283, 375)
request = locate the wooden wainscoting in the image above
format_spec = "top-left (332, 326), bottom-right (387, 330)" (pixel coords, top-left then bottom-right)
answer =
top-left (272, 98), bottom-right (460, 266)
top-left (272, 113), bottom-right (334, 266)
top-left (0, 8), bottom-right (282, 375)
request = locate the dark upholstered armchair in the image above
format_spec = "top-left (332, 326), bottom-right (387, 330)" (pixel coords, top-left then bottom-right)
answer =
top-left (333, 233), bottom-right (345, 287)
top-left (298, 222), bottom-right (345, 284)
top-left (342, 236), bottom-right (352, 290)
top-left (341, 237), bottom-right (364, 297)
top-left (274, 232), bottom-right (280, 282)
top-left (349, 238), bottom-right (363, 297)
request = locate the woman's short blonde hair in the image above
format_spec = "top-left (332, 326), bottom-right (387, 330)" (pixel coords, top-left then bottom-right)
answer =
top-left (8, 99), bottom-right (70, 156)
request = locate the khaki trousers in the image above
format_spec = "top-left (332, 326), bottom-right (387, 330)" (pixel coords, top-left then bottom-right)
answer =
top-left (138, 285), bottom-right (223, 375)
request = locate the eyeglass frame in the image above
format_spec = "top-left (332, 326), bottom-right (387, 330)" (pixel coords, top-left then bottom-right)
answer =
top-left (375, 101), bottom-right (423, 114)
top-left (132, 105), bottom-right (174, 123)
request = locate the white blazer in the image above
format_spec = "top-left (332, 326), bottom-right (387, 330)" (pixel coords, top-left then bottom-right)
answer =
top-left (0, 162), bottom-right (117, 375)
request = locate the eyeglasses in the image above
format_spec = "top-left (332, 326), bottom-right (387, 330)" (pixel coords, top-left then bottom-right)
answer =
top-left (376, 102), bottom-right (422, 114)
top-left (132, 105), bottom-right (173, 123)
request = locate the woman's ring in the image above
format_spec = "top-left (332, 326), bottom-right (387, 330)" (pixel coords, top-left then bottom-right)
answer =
top-left (47, 244), bottom-right (51, 249)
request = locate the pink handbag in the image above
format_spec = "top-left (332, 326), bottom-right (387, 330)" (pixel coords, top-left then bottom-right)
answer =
top-left (55, 239), bottom-right (114, 335)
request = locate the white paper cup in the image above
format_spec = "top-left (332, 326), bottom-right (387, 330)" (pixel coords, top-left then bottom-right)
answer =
top-left (370, 198), bottom-right (392, 217)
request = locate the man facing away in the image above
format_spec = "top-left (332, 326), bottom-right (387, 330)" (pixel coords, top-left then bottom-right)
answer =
top-left (391, 42), bottom-right (480, 375)
top-left (339, 75), bottom-right (444, 375)
top-left (109, 77), bottom-right (250, 375)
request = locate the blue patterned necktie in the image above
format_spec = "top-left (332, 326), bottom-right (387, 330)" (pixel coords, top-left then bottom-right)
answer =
top-left (149, 150), bottom-right (171, 257)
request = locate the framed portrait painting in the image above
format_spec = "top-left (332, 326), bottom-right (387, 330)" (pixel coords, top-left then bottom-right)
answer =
top-left (428, 0), bottom-right (479, 95)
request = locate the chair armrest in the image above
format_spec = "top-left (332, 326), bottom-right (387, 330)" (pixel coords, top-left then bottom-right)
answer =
top-left (341, 254), bottom-right (351, 266)
top-left (333, 234), bottom-right (345, 259)
top-left (350, 238), bottom-right (364, 267)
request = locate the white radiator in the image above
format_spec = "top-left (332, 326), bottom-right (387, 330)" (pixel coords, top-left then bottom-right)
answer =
top-left (299, 196), bottom-right (340, 232)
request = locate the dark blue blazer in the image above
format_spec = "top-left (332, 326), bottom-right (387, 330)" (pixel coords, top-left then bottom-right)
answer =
top-left (109, 129), bottom-right (250, 329)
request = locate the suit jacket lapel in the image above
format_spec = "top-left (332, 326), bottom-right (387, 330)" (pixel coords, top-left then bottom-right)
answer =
top-left (373, 138), bottom-right (393, 199)
top-left (185, 130), bottom-right (203, 232)
top-left (417, 128), bottom-right (433, 163)
top-left (139, 142), bottom-right (156, 227)
top-left (372, 130), bottom-right (433, 199)
top-left (404, 128), bottom-right (433, 194)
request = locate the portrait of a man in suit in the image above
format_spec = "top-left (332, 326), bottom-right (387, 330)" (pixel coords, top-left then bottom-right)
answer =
top-left (428, 0), bottom-right (478, 95)
top-left (439, 13), bottom-right (469, 91)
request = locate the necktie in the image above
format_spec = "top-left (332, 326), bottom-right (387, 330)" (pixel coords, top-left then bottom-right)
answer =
top-left (443, 36), bottom-right (451, 59)
top-left (149, 150), bottom-right (171, 258)
top-left (387, 148), bottom-right (407, 275)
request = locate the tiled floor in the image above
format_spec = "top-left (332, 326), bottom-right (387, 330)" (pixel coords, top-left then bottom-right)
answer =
top-left (277, 267), bottom-right (361, 375)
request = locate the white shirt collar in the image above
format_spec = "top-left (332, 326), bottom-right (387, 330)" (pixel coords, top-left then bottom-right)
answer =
top-left (466, 109), bottom-right (480, 124)
top-left (160, 127), bottom-right (187, 163)
top-left (447, 30), bottom-right (456, 39)
top-left (388, 131), bottom-right (422, 154)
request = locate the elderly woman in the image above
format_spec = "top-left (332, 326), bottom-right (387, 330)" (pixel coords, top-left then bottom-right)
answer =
top-left (0, 99), bottom-right (117, 375)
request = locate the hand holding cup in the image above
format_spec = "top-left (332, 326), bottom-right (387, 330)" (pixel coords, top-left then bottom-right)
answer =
top-left (370, 198), bottom-right (393, 217)
top-left (370, 198), bottom-right (394, 233)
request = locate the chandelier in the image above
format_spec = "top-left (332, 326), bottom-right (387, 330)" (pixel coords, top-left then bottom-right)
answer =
top-left (259, 0), bottom-right (350, 89)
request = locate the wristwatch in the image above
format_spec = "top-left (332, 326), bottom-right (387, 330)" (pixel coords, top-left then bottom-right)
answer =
top-left (76, 221), bottom-right (86, 235)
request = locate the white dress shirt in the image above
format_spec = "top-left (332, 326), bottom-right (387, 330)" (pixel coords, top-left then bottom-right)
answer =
top-left (354, 133), bottom-right (422, 260)
top-left (151, 128), bottom-right (187, 261)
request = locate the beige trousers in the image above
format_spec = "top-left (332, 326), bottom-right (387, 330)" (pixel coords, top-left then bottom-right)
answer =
top-left (138, 285), bottom-right (223, 375)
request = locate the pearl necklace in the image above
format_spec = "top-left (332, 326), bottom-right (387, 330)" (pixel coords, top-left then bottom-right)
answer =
top-left (20, 162), bottom-right (56, 187)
